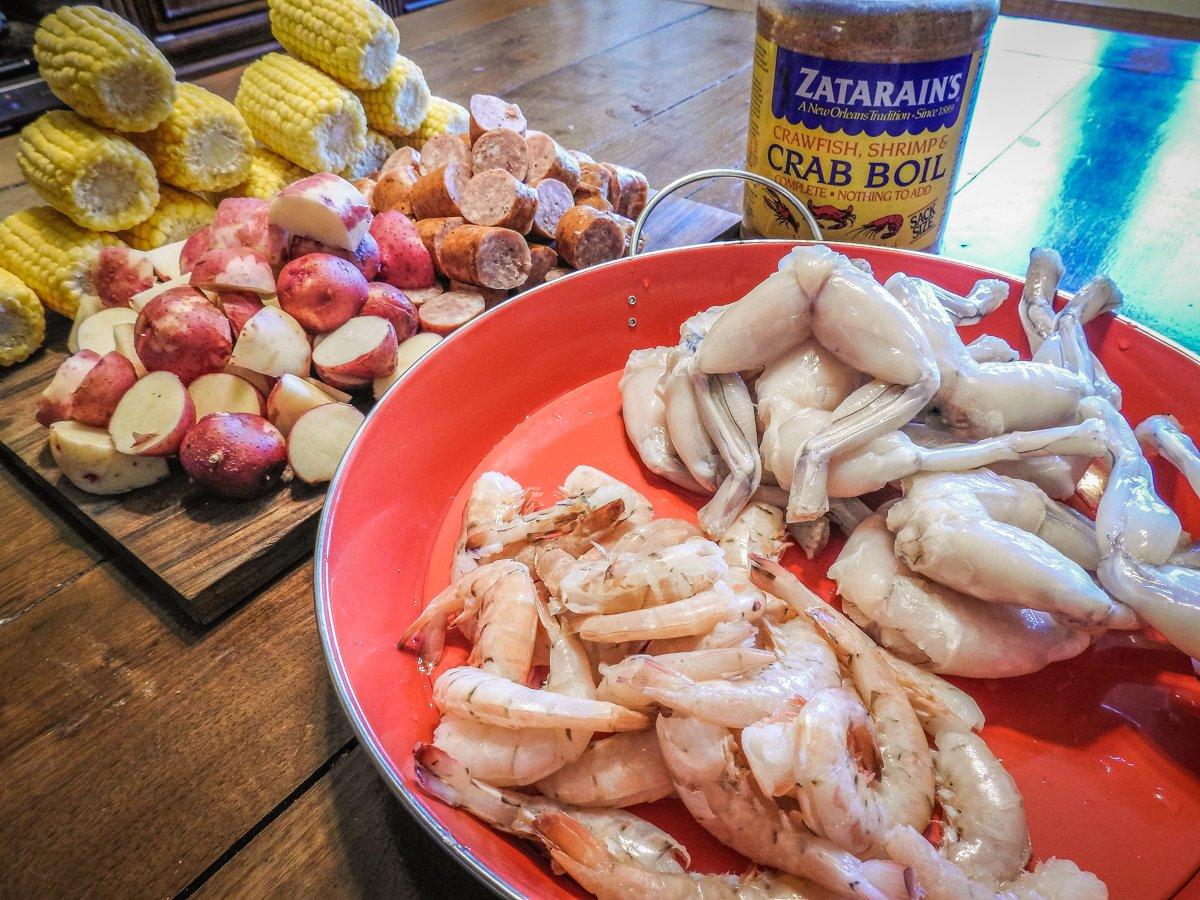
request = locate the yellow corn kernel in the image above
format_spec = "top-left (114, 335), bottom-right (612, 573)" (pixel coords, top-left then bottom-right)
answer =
top-left (18, 110), bottom-right (159, 232)
top-left (267, 0), bottom-right (398, 90)
top-left (337, 130), bottom-right (395, 180)
top-left (394, 96), bottom-right (470, 149)
top-left (34, 5), bottom-right (176, 132)
top-left (133, 82), bottom-right (254, 193)
top-left (0, 268), bottom-right (46, 367)
top-left (119, 186), bottom-right (216, 250)
top-left (235, 53), bottom-right (367, 173)
top-left (0, 207), bottom-right (121, 318)
top-left (230, 146), bottom-right (310, 199)
top-left (356, 56), bottom-right (431, 137)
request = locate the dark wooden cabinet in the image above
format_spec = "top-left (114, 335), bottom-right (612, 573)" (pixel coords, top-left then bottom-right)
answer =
top-left (0, 0), bottom-right (425, 134)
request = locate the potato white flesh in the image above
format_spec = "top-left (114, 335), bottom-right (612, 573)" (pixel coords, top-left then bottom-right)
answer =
top-left (305, 377), bottom-right (352, 403)
top-left (146, 240), bottom-right (185, 281)
top-left (76, 307), bottom-right (138, 356)
top-left (287, 402), bottom-right (365, 484)
top-left (373, 332), bottom-right (441, 399)
top-left (188, 373), bottom-right (266, 419)
top-left (112, 322), bottom-right (148, 377)
top-left (68, 294), bottom-right (104, 354)
top-left (269, 174), bottom-right (371, 252)
top-left (49, 421), bottom-right (170, 495)
top-left (131, 274), bottom-right (192, 313)
top-left (267, 373), bottom-right (333, 436)
top-left (225, 364), bottom-right (274, 395)
top-left (228, 306), bottom-right (312, 377)
top-left (108, 371), bottom-right (195, 456)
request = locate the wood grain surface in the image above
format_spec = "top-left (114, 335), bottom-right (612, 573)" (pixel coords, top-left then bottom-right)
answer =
top-left (1, 1), bottom-right (1196, 897)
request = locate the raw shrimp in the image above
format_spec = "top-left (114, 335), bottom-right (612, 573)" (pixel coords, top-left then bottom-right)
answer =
top-left (536, 730), bottom-right (675, 808)
top-left (580, 518), bottom-right (702, 561)
top-left (452, 471), bottom-right (529, 580)
top-left (656, 715), bottom-right (906, 899)
top-left (695, 245), bottom-right (941, 522)
top-left (828, 512), bottom-right (1091, 677)
top-left (692, 364), bottom-right (762, 537)
top-left (883, 826), bottom-right (1106, 900)
top-left (884, 273), bottom-right (1091, 439)
top-left (917, 276), bottom-right (1008, 326)
top-left (883, 654), bottom-right (984, 734)
top-left (432, 665), bottom-right (650, 731)
top-left (577, 581), bottom-right (764, 643)
top-left (400, 559), bottom-right (539, 677)
top-left (414, 745), bottom-right (688, 872)
top-left (886, 470), bottom-right (1134, 629)
top-left (643, 618), bottom-right (760, 655)
top-left (553, 536), bottom-right (730, 615)
top-left (621, 348), bottom-right (705, 493)
top-left (933, 730), bottom-right (1030, 886)
top-left (720, 501), bottom-right (789, 571)
top-left (597, 646), bottom-right (776, 713)
top-left (432, 601), bottom-right (595, 786)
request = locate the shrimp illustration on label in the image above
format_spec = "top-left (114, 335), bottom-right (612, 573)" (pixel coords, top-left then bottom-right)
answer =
top-left (847, 214), bottom-right (904, 242)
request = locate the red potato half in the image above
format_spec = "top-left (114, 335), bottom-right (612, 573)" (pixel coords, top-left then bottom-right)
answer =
top-left (277, 253), bottom-right (369, 333)
top-left (135, 287), bottom-right (234, 384)
top-left (209, 201), bottom-right (289, 273)
top-left (189, 247), bottom-right (276, 295)
top-left (311, 315), bottom-right (398, 391)
top-left (108, 371), bottom-right (196, 456)
top-left (49, 421), bottom-right (170, 495)
top-left (179, 225), bottom-right (212, 274)
top-left (180, 412), bottom-right (288, 498)
top-left (71, 351), bottom-right (139, 427)
top-left (361, 282), bottom-right (419, 342)
top-left (287, 233), bottom-right (381, 280)
top-left (305, 377), bottom-right (352, 403)
top-left (225, 364), bottom-right (274, 396)
top-left (228, 306), bottom-right (312, 378)
top-left (112, 322), bottom-right (148, 377)
top-left (37, 350), bottom-right (101, 426)
top-left (146, 239), bottom-right (185, 281)
top-left (370, 211), bottom-right (436, 290)
top-left (269, 173), bottom-right (372, 252)
top-left (267, 373), bottom-right (334, 436)
top-left (68, 294), bottom-right (103, 354)
top-left (286, 402), bottom-right (365, 485)
top-left (130, 273), bottom-right (192, 312)
top-left (76, 306), bottom-right (139, 356)
top-left (372, 331), bottom-right (441, 399)
top-left (216, 291), bottom-right (266, 338)
top-left (95, 245), bottom-right (156, 309)
top-left (188, 372), bottom-right (267, 419)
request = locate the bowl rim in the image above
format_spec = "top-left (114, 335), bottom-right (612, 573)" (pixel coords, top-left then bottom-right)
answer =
top-left (313, 239), bottom-right (1200, 899)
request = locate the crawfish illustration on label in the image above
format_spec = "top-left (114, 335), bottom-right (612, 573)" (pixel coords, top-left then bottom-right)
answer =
top-left (744, 1), bottom-right (999, 251)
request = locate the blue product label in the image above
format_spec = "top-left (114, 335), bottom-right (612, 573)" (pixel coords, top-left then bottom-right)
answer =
top-left (771, 47), bottom-right (974, 137)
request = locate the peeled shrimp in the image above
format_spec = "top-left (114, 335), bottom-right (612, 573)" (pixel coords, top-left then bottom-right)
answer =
top-left (536, 730), bottom-right (674, 808)
top-left (452, 471), bottom-right (528, 580)
top-left (656, 715), bottom-right (906, 899)
top-left (597, 646), bottom-right (777, 713)
top-left (829, 512), bottom-right (1091, 677)
top-left (621, 347), bottom-right (705, 493)
top-left (696, 245), bottom-right (940, 522)
top-left (433, 665), bottom-right (649, 731)
top-left (577, 581), bottom-right (764, 643)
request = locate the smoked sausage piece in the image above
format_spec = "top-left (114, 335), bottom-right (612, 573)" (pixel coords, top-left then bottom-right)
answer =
top-left (573, 185), bottom-right (613, 211)
top-left (468, 94), bottom-right (527, 143)
top-left (569, 149), bottom-right (595, 165)
top-left (403, 284), bottom-right (445, 305)
top-left (519, 244), bottom-right (559, 291)
top-left (381, 146), bottom-right (420, 175)
top-left (414, 216), bottom-right (465, 273)
top-left (577, 162), bottom-right (618, 203)
top-left (372, 165), bottom-right (420, 215)
top-left (555, 205), bottom-right (624, 269)
top-left (460, 169), bottom-right (538, 234)
top-left (603, 163), bottom-right (650, 219)
top-left (450, 278), bottom-right (508, 306)
top-left (438, 225), bottom-right (532, 290)
top-left (419, 290), bottom-right (486, 336)
top-left (411, 163), bottom-right (470, 219)
top-left (530, 178), bottom-right (574, 241)
top-left (472, 129), bottom-right (529, 181)
top-left (419, 134), bottom-right (472, 177)
top-left (544, 266), bottom-right (571, 282)
top-left (525, 131), bottom-right (581, 190)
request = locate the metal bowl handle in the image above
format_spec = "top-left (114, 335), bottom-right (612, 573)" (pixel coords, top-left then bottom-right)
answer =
top-left (628, 168), bottom-right (823, 256)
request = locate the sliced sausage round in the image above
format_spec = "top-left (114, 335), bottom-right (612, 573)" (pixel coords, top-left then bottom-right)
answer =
top-left (460, 169), bottom-right (538, 234)
top-left (381, 146), bottom-right (421, 175)
top-left (525, 131), bottom-right (581, 190)
top-left (608, 212), bottom-right (643, 254)
top-left (468, 94), bottom-right (527, 143)
top-left (573, 185), bottom-right (612, 212)
top-left (419, 290), bottom-right (486, 336)
top-left (530, 178), bottom-right (574, 241)
top-left (414, 216), bottom-right (465, 273)
top-left (411, 163), bottom-right (470, 219)
top-left (471, 129), bottom-right (529, 181)
top-left (438, 225), bottom-right (532, 290)
top-left (519, 244), bottom-right (559, 291)
top-left (419, 134), bottom-right (472, 177)
top-left (449, 278), bottom-right (508, 306)
top-left (577, 162), bottom-right (618, 203)
top-left (403, 284), bottom-right (445, 305)
top-left (555, 206), bottom-right (624, 269)
top-left (544, 266), bottom-right (571, 282)
top-left (372, 164), bottom-right (420, 215)
top-left (569, 149), bottom-right (595, 165)
top-left (603, 163), bottom-right (650, 219)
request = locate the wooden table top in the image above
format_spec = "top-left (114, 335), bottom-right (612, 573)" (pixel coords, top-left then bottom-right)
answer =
top-left (2, 2), bottom-right (1198, 897)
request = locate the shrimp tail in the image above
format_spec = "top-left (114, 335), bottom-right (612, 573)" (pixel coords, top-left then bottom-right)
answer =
top-left (413, 744), bottom-right (465, 807)
top-left (533, 811), bottom-right (608, 869)
top-left (414, 744), bottom-right (533, 835)
top-left (621, 657), bottom-right (693, 702)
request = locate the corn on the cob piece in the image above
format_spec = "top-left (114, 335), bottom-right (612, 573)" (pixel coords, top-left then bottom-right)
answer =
top-left (267, 0), bottom-right (399, 91)
top-left (18, 111), bottom-right (159, 232)
top-left (236, 53), bottom-right (367, 174)
top-left (119, 186), bottom-right (216, 250)
top-left (0, 268), bottom-right (46, 367)
top-left (0, 207), bottom-right (121, 318)
top-left (34, 5), bottom-right (176, 133)
top-left (394, 96), bottom-right (470, 149)
top-left (230, 146), bottom-right (310, 199)
top-left (132, 83), bottom-right (254, 193)
top-left (337, 130), bottom-right (395, 180)
top-left (356, 56), bottom-right (431, 137)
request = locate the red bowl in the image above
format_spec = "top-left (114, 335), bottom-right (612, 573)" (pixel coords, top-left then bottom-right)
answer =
top-left (316, 241), bottom-right (1200, 899)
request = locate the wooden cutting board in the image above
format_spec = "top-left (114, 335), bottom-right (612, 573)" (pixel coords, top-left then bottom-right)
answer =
top-left (0, 196), bottom-right (739, 624)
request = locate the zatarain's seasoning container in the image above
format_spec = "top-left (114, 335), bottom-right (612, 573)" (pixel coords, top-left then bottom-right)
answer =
top-left (744, 0), bottom-right (999, 250)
